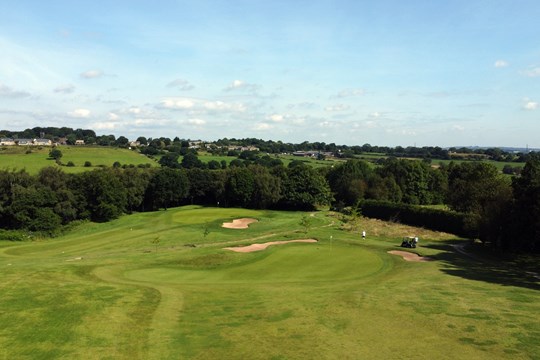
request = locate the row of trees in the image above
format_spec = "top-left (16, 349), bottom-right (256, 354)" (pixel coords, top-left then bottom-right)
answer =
top-left (0, 163), bottom-right (331, 234)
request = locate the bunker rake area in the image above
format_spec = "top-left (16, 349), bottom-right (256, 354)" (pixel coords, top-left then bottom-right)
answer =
top-left (0, 206), bottom-right (538, 359)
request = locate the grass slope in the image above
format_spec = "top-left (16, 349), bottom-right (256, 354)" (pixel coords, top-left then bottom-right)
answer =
top-left (0, 206), bottom-right (538, 359)
top-left (0, 146), bottom-right (156, 174)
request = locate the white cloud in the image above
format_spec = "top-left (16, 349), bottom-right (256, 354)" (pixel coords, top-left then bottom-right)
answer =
top-left (68, 108), bottom-right (91, 118)
top-left (452, 125), bottom-right (465, 131)
top-left (523, 101), bottom-right (538, 110)
top-left (325, 104), bottom-right (350, 112)
top-left (0, 83), bottom-right (31, 98)
top-left (253, 123), bottom-right (272, 131)
top-left (365, 120), bottom-right (377, 128)
top-left (128, 107), bottom-right (142, 114)
top-left (160, 97), bottom-right (246, 114)
top-left (319, 121), bottom-right (338, 128)
top-left (187, 118), bottom-right (206, 125)
top-left (267, 114), bottom-right (284, 122)
top-left (161, 98), bottom-right (196, 109)
top-left (494, 60), bottom-right (509, 68)
top-left (108, 112), bottom-right (119, 120)
top-left (203, 100), bottom-right (246, 112)
top-left (92, 121), bottom-right (116, 130)
top-left (369, 112), bottom-right (381, 118)
top-left (334, 88), bottom-right (365, 98)
top-left (53, 84), bottom-right (75, 94)
top-left (80, 70), bottom-right (104, 79)
top-left (166, 78), bottom-right (195, 91)
top-left (224, 79), bottom-right (260, 93)
top-left (522, 67), bottom-right (540, 77)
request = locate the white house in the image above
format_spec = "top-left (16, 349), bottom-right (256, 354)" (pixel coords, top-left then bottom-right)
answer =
top-left (0, 138), bottom-right (15, 146)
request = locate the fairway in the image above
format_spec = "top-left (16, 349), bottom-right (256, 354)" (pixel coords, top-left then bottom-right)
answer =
top-left (0, 206), bottom-right (538, 359)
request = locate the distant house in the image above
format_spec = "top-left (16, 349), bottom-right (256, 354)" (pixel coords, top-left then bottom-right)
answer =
top-left (75, 140), bottom-right (85, 145)
top-left (34, 138), bottom-right (52, 146)
top-left (16, 139), bottom-right (32, 146)
top-left (0, 138), bottom-right (15, 146)
top-left (129, 140), bottom-right (141, 147)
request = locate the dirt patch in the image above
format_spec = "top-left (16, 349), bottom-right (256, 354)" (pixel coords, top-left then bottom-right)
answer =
top-left (222, 218), bottom-right (258, 229)
top-left (224, 239), bottom-right (317, 253)
top-left (388, 250), bottom-right (432, 262)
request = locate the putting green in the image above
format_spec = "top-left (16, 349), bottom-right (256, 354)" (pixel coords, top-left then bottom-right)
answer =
top-left (125, 244), bottom-right (384, 284)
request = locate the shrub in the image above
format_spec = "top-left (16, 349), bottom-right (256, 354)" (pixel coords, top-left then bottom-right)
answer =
top-left (66, 161), bottom-right (75, 167)
top-left (84, 161), bottom-right (92, 167)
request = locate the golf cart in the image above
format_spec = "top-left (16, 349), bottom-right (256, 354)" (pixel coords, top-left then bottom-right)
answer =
top-left (401, 236), bottom-right (418, 248)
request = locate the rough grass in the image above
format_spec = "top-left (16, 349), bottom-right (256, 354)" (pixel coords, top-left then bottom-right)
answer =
top-left (0, 206), bottom-right (538, 359)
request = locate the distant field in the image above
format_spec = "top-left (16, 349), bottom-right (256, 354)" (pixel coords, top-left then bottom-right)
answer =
top-left (0, 206), bottom-right (537, 359)
top-left (0, 146), bottom-right (157, 174)
top-left (355, 153), bottom-right (525, 172)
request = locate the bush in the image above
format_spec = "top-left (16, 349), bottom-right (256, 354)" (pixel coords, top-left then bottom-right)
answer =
top-left (84, 161), bottom-right (92, 167)
top-left (66, 161), bottom-right (75, 167)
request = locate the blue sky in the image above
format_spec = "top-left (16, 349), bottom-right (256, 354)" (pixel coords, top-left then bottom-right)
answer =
top-left (1, 0), bottom-right (539, 147)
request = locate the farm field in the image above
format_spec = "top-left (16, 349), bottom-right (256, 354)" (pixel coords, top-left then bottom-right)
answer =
top-left (1, 206), bottom-right (538, 359)
top-left (0, 146), bottom-right (157, 174)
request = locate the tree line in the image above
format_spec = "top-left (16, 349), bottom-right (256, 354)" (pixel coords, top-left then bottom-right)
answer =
top-left (2, 127), bottom-right (536, 163)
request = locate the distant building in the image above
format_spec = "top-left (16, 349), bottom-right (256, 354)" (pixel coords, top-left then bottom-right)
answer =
top-left (75, 140), bottom-right (85, 145)
top-left (34, 138), bottom-right (52, 146)
top-left (0, 138), bottom-right (15, 146)
top-left (16, 139), bottom-right (32, 146)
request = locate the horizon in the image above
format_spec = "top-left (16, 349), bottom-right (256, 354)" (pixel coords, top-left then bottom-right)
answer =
top-left (1, 1), bottom-right (539, 147)
top-left (2, 126), bottom-right (540, 151)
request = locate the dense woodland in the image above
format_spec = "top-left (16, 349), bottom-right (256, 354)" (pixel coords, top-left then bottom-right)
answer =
top-left (1, 127), bottom-right (539, 253)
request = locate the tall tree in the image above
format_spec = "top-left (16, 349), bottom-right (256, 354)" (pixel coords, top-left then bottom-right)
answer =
top-left (510, 154), bottom-right (540, 251)
top-left (145, 168), bottom-right (189, 210)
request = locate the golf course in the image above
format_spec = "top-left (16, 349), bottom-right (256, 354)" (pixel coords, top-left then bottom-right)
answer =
top-left (0, 206), bottom-right (538, 359)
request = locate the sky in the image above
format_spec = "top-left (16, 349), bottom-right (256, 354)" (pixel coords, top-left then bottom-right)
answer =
top-left (1, 0), bottom-right (539, 147)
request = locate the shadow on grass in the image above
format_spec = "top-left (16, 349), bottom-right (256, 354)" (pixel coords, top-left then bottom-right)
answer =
top-left (423, 241), bottom-right (540, 291)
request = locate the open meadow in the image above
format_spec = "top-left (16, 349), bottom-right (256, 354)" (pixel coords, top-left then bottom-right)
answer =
top-left (0, 206), bottom-right (538, 359)
top-left (0, 146), bottom-right (156, 175)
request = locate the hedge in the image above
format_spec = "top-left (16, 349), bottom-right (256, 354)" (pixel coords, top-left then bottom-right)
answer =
top-left (357, 200), bottom-right (477, 238)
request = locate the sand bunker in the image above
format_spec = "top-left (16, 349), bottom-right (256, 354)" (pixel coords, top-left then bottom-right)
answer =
top-left (224, 239), bottom-right (317, 253)
top-left (388, 250), bottom-right (432, 262)
top-left (222, 218), bottom-right (258, 229)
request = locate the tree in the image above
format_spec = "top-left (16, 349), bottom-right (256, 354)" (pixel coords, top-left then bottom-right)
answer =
top-left (137, 136), bottom-right (148, 146)
top-left (224, 167), bottom-right (255, 207)
top-left (77, 169), bottom-right (128, 222)
top-left (151, 236), bottom-right (161, 252)
top-left (145, 168), bottom-right (189, 210)
top-left (115, 136), bottom-right (129, 147)
top-left (186, 168), bottom-right (225, 205)
top-left (159, 152), bottom-right (180, 168)
top-left (327, 160), bottom-right (373, 206)
top-left (299, 214), bottom-right (312, 234)
top-left (181, 152), bottom-right (204, 169)
top-left (446, 162), bottom-right (509, 214)
top-left (280, 165), bottom-right (332, 210)
top-left (509, 154), bottom-right (540, 251)
top-left (250, 165), bottom-right (281, 208)
top-left (49, 148), bottom-right (63, 160)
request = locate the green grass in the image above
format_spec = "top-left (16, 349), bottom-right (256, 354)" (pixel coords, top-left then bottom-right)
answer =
top-left (0, 146), bottom-right (157, 174)
top-left (0, 206), bottom-right (538, 359)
